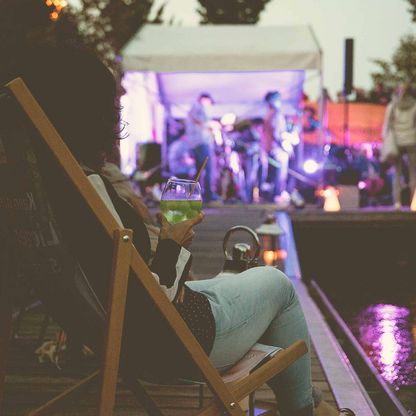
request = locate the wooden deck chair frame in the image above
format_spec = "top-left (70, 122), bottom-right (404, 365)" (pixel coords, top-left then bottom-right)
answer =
top-left (0, 78), bottom-right (307, 416)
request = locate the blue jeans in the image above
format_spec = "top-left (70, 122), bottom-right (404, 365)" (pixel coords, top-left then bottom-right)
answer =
top-left (186, 267), bottom-right (313, 415)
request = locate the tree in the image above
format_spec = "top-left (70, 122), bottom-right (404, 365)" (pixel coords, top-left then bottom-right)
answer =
top-left (197, 0), bottom-right (272, 24)
top-left (63, 0), bottom-right (155, 70)
top-left (371, 34), bottom-right (416, 90)
top-left (407, 0), bottom-right (416, 22)
top-left (0, 0), bottom-right (76, 84)
top-left (0, 0), bottom-right (158, 76)
top-left (370, 1), bottom-right (416, 91)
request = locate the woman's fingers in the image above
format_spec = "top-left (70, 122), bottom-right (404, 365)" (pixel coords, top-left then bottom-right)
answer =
top-left (182, 231), bottom-right (195, 247)
top-left (175, 287), bottom-right (186, 304)
top-left (157, 211), bottom-right (202, 247)
top-left (192, 212), bottom-right (205, 225)
top-left (157, 212), bottom-right (169, 227)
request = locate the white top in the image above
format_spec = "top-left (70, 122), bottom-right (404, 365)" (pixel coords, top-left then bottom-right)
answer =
top-left (88, 174), bottom-right (191, 302)
top-left (391, 103), bottom-right (416, 147)
top-left (185, 102), bottom-right (213, 149)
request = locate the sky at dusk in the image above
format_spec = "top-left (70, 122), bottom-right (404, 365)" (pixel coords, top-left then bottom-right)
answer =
top-left (70, 0), bottom-right (416, 99)
top-left (149, 0), bottom-right (416, 99)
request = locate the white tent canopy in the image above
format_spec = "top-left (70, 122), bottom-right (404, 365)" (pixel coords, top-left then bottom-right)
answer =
top-left (120, 25), bottom-right (323, 174)
top-left (122, 24), bottom-right (322, 73)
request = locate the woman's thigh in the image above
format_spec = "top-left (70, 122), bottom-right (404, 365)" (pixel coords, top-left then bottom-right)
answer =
top-left (186, 267), bottom-right (296, 370)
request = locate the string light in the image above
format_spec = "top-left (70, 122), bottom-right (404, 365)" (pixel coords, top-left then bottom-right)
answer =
top-left (45, 0), bottom-right (67, 21)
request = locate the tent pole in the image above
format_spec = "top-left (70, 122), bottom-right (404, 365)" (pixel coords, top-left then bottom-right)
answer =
top-left (156, 73), bottom-right (169, 176)
top-left (318, 65), bottom-right (325, 164)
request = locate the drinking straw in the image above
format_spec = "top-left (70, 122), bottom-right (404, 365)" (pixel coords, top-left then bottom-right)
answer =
top-left (189, 156), bottom-right (208, 197)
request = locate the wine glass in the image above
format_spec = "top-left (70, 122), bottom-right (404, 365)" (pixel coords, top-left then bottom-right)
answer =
top-left (160, 178), bottom-right (202, 224)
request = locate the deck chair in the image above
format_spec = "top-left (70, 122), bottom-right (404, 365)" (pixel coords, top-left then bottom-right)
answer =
top-left (0, 78), bottom-right (308, 416)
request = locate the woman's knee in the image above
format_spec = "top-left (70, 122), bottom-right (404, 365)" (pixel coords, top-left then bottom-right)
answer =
top-left (261, 266), bottom-right (297, 302)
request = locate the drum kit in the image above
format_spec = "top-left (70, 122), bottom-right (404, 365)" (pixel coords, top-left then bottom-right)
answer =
top-left (211, 118), bottom-right (262, 202)
top-left (168, 115), bottom-right (299, 203)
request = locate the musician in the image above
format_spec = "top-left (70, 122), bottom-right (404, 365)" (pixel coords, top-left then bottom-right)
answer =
top-left (261, 91), bottom-right (290, 203)
top-left (168, 136), bottom-right (196, 180)
top-left (185, 93), bottom-right (220, 202)
top-left (233, 118), bottom-right (263, 202)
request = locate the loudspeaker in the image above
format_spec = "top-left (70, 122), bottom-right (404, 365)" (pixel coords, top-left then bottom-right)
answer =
top-left (338, 185), bottom-right (359, 209)
top-left (344, 38), bottom-right (354, 95)
top-left (134, 142), bottom-right (161, 187)
top-left (137, 142), bottom-right (161, 171)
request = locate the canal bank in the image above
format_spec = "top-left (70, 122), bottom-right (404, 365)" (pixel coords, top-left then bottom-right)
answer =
top-left (291, 208), bottom-right (416, 415)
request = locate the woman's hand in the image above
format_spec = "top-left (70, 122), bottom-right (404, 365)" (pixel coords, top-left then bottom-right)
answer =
top-left (157, 212), bottom-right (204, 248)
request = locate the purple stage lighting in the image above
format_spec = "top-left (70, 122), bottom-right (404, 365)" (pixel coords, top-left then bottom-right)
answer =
top-left (303, 159), bottom-right (319, 174)
top-left (358, 181), bottom-right (366, 190)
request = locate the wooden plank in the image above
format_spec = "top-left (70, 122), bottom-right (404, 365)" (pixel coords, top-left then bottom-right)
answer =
top-left (27, 372), bottom-right (99, 416)
top-left (98, 229), bottom-right (133, 416)
top-left (2, 313), bottom-right (337, 414)
top-left (231, 341), bottom-right (307, 401)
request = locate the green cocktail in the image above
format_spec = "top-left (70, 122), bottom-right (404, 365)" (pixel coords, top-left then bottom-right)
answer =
top-left (160, 199), bottom-right (202, 224)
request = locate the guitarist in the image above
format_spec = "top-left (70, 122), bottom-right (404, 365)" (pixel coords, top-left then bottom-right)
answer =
top-left (261, 91), bottom-right (290, 203)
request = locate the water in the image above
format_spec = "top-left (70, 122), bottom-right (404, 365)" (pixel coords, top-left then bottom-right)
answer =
top-left (340, 297), bottom-right (416, 412)
top-left (317, 250), bottom-right (416, 411)
top-left (351, 303), bottom-right (416, 389)
top-left (292, 211), bottom-right (416, 412)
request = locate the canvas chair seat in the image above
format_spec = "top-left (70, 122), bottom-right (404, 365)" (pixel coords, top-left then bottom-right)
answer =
top-left (0, 78), bottom-right (308, 416)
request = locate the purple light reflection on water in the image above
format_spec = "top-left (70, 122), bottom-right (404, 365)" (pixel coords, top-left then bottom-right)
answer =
top-left (353, 304), bottom-right (416, 389)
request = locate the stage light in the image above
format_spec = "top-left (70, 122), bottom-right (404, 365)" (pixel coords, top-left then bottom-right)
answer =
top-left (282, 131), bottom-right (300, 145)
top-left (358, 181), bottom-right (366, 190)
top-left (229, 152), bottom-right (240, 174)
top-left (303, 159), bottom-right (319, 174)
top-left (323, 186), bottom-right (341, 212)
top-left (221, 113), bottom-right (236, 126)
top-left (411, 188), bottom-right (416, 211)
top-left (281, 140), bottom-right (293, 153)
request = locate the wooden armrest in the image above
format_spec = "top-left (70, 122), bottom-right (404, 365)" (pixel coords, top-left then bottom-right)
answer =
top-left (196, 340), bottom-right (308, 416)
top-left (231, 340), bottom-right (308, 400)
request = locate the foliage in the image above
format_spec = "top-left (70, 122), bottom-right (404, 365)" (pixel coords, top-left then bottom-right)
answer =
top-left (0, 0), bottom-right (159, 76)
top-left (0, 0), bottom-right (56, 51)
top-left (63, 0), bottom-right (155, 71)
top-left (407, 0), bottom-right (416, 22)
top-left (371, 34), bottom-right (416, 89)
top-left (196, 0), bottom-right (272, 24)
top-left (0, 0), bottom-right (74, 84)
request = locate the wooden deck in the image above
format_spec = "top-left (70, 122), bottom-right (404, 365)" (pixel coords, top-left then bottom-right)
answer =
top-left (2, 310), bottom-right (334, 415)
top-left (2, 206), bottom-right (337, 415)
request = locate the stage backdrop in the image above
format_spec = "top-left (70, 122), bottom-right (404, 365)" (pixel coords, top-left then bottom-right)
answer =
top-left (304, 102), bottom-right (387, 145)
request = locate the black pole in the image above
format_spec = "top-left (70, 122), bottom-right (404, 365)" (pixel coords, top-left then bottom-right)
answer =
top-left (343, 38), bottom-right (354, 147)
top-left (343, 96), bottom-right (349, 146)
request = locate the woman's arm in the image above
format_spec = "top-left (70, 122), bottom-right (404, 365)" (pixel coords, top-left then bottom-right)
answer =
top-left (150, 238), bottom-right (192, 301)
top-left (87, 174), bottom-right (193, 302)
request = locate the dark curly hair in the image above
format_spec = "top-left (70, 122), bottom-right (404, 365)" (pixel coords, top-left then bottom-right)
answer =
top-left (12, 45), bottom-right (120, 170)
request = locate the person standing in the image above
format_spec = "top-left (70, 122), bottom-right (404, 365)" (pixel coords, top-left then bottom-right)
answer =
top-left (186, 93), bottom-right (220, 202)
top-left (382, 84), bottom-right (416, 208)
top-left (261, 91), bottom-right (290, 203)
